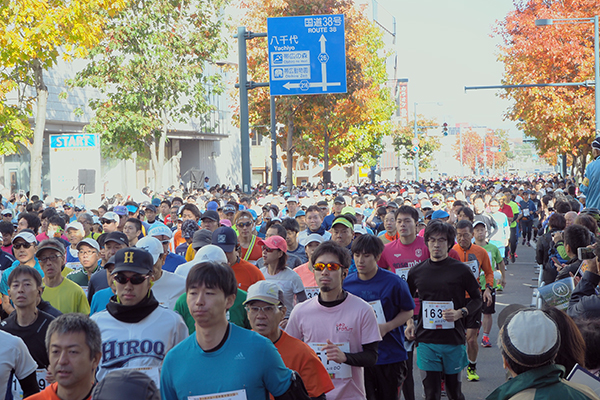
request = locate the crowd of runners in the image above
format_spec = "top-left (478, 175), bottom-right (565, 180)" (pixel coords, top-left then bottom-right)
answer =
top-left (1, 173), bottom-right (600, 400)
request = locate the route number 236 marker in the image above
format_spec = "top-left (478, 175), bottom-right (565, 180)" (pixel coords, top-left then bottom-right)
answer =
top-left (267, 14), bottom-right (347, 96)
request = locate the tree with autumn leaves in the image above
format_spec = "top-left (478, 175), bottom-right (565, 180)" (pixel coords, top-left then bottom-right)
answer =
top-left (494, 0), bottom-right (598, 178)
top-left (452, 128), bottom-right (510, 175)
top-left (0, 0), bottom-right (125, 196)
top-left (239, 0), bottom-right (395, 186)
top-left (392, 116), bottom-right (441, 172)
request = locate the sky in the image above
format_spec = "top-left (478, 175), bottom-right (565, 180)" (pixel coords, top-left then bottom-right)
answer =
top-left (372, 0), bottom-right (521, 136)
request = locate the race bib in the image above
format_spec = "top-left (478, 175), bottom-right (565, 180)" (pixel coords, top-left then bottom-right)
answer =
top-left (12, 369), bottom-right (48, 399)
top-left (395, 267), bottom-right (410, 281)
top-left (464, 260), bottom-right (479, 279)
top-left (65, 262), bottom-right (82, 271)
top-left (188, 389), bottom-right (247, 400)
top-left (368, 300), bottom-right (386, 324)
top-left (523, 208), bottom-right (530, 217)
top-left (305, 287), bottom-right (320, 299)
top-left (308, 342), bottom-right (352, 379)
top-left (422, 301), bottom-right (454, 330)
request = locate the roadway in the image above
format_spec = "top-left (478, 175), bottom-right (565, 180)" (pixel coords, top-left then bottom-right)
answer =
top-left (408, 242), bottom-right (540, 399)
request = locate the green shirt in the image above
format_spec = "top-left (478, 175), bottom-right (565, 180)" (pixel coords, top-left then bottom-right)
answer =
top-left (480, 243), bottom-right (503, 289)
top-left (509, 201), bottom-right (520, 228)
top-left (66, 266), bottom-right (99, 287)
top-left (174, 288), bottom-right (251, 335)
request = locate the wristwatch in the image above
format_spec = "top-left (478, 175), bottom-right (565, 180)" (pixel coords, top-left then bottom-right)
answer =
top-left (460, 308), bottom-right (468, 318)
top-left (485, 283), bottom-right (493, 291)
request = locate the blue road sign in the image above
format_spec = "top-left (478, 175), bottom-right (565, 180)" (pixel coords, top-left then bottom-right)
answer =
top-left (267, 14), bottom-right (347, 96)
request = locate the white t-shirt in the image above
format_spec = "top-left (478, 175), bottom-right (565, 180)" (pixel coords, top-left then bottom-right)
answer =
top-left (259, 266), bottom-right (305, 316)
top-left (286, 293), bottom-right (382, 400)
top-left (0, 330), bottom-right (37, 396)
top-left (152, 271), bottom-right (186, 310)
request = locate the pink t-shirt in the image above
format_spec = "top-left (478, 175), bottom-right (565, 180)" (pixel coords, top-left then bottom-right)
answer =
top-left (379, 236), bottom-right (430, 274)
top-left (286, 293), bottom-right (382, 400)
top-left (293, 263), bottom-right (317, 287)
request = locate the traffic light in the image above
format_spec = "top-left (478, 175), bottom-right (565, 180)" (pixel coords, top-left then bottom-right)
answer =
top-left (442, 122), bottom-right (448, 136)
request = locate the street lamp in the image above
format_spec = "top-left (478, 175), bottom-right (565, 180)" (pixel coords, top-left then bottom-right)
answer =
top-left (535, 16), bottom-right (600, 138)
top-left (413, 101), bottom-right (442, 181)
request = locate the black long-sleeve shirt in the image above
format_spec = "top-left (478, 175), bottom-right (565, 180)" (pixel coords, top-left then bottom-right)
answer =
top-left (407, 256), bottom-right (482, 345)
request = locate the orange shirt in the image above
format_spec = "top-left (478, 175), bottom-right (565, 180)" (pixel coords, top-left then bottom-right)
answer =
top-left (274, 330), bottom-right (334, 398)
top-left (240, 236), bottom-right (263, 263)
top-left (451, 243), bottom-right (494, 289)
top-left (173, 229), bottom-right (186, 248)
top-left (26, 382), bottom-right (92, 400)
top-left (230, 259), bottom-right (265, 291)
top-left (293, 263), bottom-right (317, 287)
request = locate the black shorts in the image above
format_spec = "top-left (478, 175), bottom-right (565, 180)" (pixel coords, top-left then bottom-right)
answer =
top-left (482, 288), bottom-right (496, 315)
top-left (465, 298), bottom-right (482, 330)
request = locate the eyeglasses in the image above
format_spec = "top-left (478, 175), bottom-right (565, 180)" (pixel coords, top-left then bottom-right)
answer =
top-left (262, 246), bottom-right (277, 253)
top-left (113, 273), bottom-right (150, 285)
top-left (78, 250), bottom-right (97, 256)
top-left (312, 262), bottom-right (343, 271)
top-left (237, 222), bottom-right (252, 228)
top-left (245, 305), bottom-right (281, 314)
top-left (13, 243), bottom-right (33, 250)
top-left (39, 254), bottom-right (62, 263)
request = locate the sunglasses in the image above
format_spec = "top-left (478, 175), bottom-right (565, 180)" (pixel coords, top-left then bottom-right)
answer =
top-left (312, 262), bottom-right (343, 271)
top-left (262, 246), bottom-right (277, 253)
top-left (113, 273), bottom-right (149, 285)
top-left (13, 242), bottom-right (33, 250)
top-left (237, 222), bottom-right (252, 228)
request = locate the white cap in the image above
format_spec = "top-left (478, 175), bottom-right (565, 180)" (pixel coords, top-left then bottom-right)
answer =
top-left (12, 231), bottom-right (37, 244)
top-left (136, 236), bottom-right (164, 265)
top-left (77, 238), bottom-right (100, 252)
top-left (66, 221), bottom-right (84, 233)
top-left (148, 224), bottom-right (173, 240)
top-left (301, 233), bottom-right (325, 247)
top-left (244, 281), bottom-right (284, 305)
top-left (101, 212), bottom-right (119, 223)
top-left (354, 225), bottom-right (367, 235)
top-left (174, 245), bottom-right (228, 278)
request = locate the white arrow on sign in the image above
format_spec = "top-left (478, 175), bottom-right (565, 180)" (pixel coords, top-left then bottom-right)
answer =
top-left (283, 34), bottom-right (342, 92)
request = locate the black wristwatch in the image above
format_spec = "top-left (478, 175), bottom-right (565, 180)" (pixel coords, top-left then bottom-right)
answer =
top-left (460, 308), bottom-right (468, 318)
top-left (485, 283), bottom-right (494, 291)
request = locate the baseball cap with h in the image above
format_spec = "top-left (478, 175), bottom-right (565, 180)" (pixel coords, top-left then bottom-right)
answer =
top-left (113, 248), bottom-right (154, 275)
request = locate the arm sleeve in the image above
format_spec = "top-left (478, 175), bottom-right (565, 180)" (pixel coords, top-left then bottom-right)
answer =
top-left (160, 358), bottom-right (177, 400)
top-left (567, 271), bottom-right (600, 319)
top-left (19, 371), bottom-right (40, 398)
top-left (343, 341), bottom-right (379, 367)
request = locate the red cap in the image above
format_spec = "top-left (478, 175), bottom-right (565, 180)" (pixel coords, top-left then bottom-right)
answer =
top-left (258, 235), bottom-right (288, 253)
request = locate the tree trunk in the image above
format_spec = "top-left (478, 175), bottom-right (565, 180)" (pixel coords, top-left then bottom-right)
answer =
top-left (30, 59), bottom-right (48, 197)
top-left (324, 130), bottom-right (330, 182)
top-left (285, 114), bottom-right (294, 189)
top-left (154, 110), bottom-right (168, 192)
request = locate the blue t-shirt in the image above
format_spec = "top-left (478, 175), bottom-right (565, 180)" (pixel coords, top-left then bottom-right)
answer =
top-left (343, 268), bottom-right (415, 364)
top-left (161, 323), bottom-right (292, 400)
top-left (287, 243), bottom-right (307, 264)
top-left (0, 259), bottom-right (43, 296)
top-left (323, 213), bottom-right (335, 230)
top-left (163, 252), bottom-right (187, 273)
top-left (90, 287), bottom-right (113, 316)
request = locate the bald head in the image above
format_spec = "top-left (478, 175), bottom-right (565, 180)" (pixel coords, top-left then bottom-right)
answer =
top-left (565, 211), bottom-right (578, 227)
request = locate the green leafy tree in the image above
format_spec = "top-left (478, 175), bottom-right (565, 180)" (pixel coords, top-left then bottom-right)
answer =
top-left (0, 0), bottom-right (125, 195)
top-left (239, 0), bottom-right (395, 186)
top-left (392, 116), bottom-right (441, 172)
top-left (72, 0), bottom-right (228, 190)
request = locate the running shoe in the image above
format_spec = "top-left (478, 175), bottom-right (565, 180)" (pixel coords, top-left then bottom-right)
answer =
top-left (467, 366), bottom-right (480, 381)
top-left (481, 336), bottom-right (492, 347)
top-left (495, 284), bottom-right (504, 291)
top-left (510, 253), bottom-right (516, 263)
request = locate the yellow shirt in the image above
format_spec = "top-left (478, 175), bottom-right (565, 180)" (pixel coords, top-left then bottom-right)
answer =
top-left (42, 278), bottom-right (90, 314)
top-left (185, 245), bottom-right (196, 262)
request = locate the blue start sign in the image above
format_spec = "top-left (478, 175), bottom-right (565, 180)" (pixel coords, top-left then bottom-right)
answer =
top-left (50, 134), bottom-right (98, 149)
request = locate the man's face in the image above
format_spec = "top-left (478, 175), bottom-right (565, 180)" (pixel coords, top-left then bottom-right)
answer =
top-left (224, 212), bottom-right (235, 223)
top-left (396, 213), bottom-right (416, 239)
top-left (2, 214), bottom-right (12, 223)
top-left (287, 201), bottom-right (298, 215)
top-left (101, 218), bottom-right (118, 234)
top-left (41, 218), bottom-right (49, 233)
top-left (39, 249), bottom-right (64, 280)
top-left (383, 213), bottom-right (396, 233)
top-left (9, 273), bottom-right (41, 309)
top-left (159, 203), bottom-right (170, 216)
top-left (426, 233), bottom-right (449, 262)
top-left (17, 218), bottom-right (29, 233)
top-left (186, 283), bottom-right (235, 328)
top-left (296, 216), bottom-right (307, 231)
top-left (123, 222), bottom-right (141, 243)
top-left (489, 200), bottom-right (500, 214)
top-left (318, 205), bottom-right (329, 220)
top-left (66, 228), bottom-right (84, 246)
top-left (182, 210), bottom-right (197, 222)
top-left (2, 231), bottom-right (12, 247)
top-left (113, 271), bottom-right (151, 306)
top-left (236, 217), bottom-right (254, 237)
top-left (456, 227), bottom-right (473, 249)
top-left (314, 253), bottom-right (344, 293)
top-left (153, 235), bottom-right (171, 254)
top-left (77, 217), bottom-right (92, 235)
top-left (354, 252), bottom-right (379, 277)
top-left (265, 227), bottom-right (280, 239)
top-left (78, 244), bottom-right (99, 270)
top-left (49, 331), bottom-right (100, 391)
top-left (305, 242), bottom-right (320, 262)
top-left (63, 206), bottom-right (74, 217)
top-left (285, 229), bottom-right (297, 249)
top-left (331, 224), bottom-right (353, 247)
top-left (565, 212), bottom-right (577, 227)
top-left (456, 211), bottom-right (470, 222)
top-left (13, 239), bottom-right (36, 263)
top-left (333, 202), bottom-right (344, 214)
top-left (246, 300), bottom-right (284, 339)
top-left (201, 218), bottom-right (219, 232)
top-left (473, 198), bottom-right (485, 214)
top-left (306, 211), bottom-right (322, 231)
top-left (145, 208), bottom-right (157, 222)
top-left (473, 225), bottom-right (487, 242)
top-left (104, 241), bottom-right (126, 258)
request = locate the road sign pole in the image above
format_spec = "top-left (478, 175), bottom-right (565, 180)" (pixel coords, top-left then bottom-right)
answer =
top-left (238, 26), bottom-right (251, 193)
top-left (270, 95), bottom-right (278, 192)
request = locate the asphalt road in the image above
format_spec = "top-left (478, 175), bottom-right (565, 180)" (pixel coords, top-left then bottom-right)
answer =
top-left (406, 242), bottom-right (540, 400)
